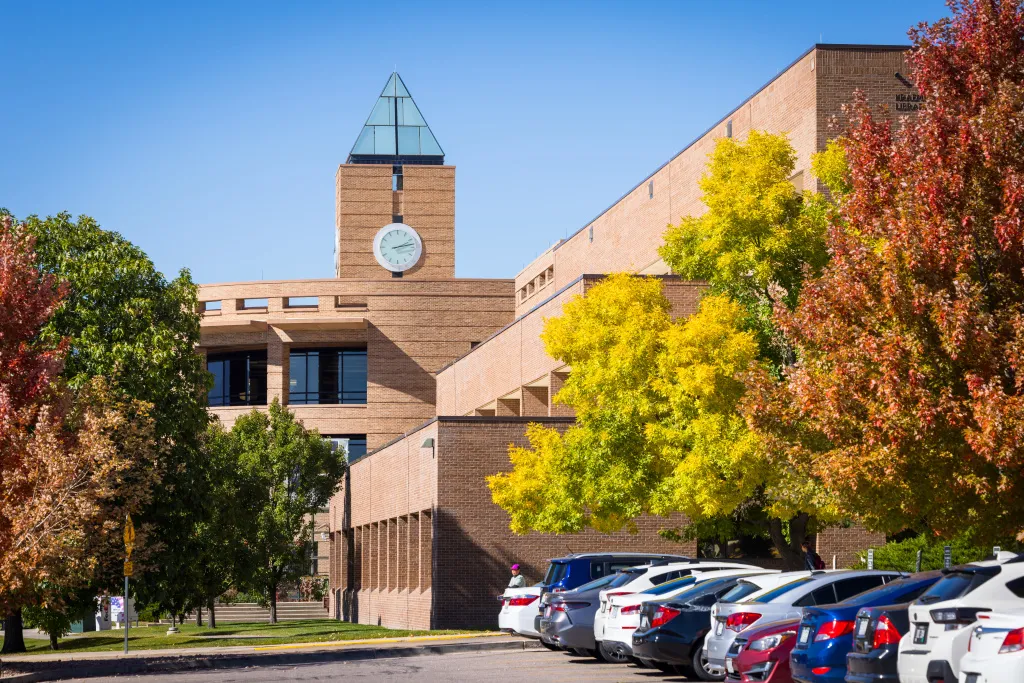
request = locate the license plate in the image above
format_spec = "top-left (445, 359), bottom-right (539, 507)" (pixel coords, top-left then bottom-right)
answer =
top-left (639, 615), bottom-right (649, 629)
top-left (914, 623), bottom-right (928, 645)
top-left (799, 625), bottom-right (813, 645)
top-left (725, 658), bottom-right (735, 674)
top-left (611, 606), bottom-right (619, 617)
top-left (715, 620), bottom-right (725, 636)
top-left (857, 617), bottom-right (869, 637)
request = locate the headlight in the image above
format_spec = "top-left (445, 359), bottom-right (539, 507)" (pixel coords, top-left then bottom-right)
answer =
top-left (748, 631), bottom-right (794, 651)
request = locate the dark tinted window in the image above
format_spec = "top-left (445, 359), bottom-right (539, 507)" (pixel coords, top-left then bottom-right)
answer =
top-left (797, 584), bottom-right (838, 607)
top-left (917, 570), bottom-right (997, 604)
top-left (208, 350), bottom-right (267, 406)
top-left (608, 570), bottom-right (643, 588)
top-left (543, 562), bottom-right (569, 585)
top-left (840, 575), bottom-right (939, 607)
top-left (591, 561), bottom-right (606, 579)
top-left (834, 575), bottom-right (888, 602)
top-left (289, 348), bottom-right (367, 404)
top-left (752, 577), bottom-right (814, 603)
top-left (1007, 577), bottom-right (1024, 598)
top-left (646, 576), bottom-right (697, 595)
top-left (721, 580), bottom-right (767, 603)
top-left (650, 570), bottom-right (686, 585)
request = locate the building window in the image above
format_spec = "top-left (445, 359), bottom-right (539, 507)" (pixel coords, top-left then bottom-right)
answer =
top-left (392, 165), bottom-right (403, 191)
top-left (325, 435), bottom-right (368, 463)
top-left (241, 298), bottom-right (268, 309)
top-left (470, 341), bottom-right (481, 349)
top-left (538, 272), bottom-right (545, 287)
top-left (202, 300), bottom-right (222, 312)
top-left (588, 226), bottom-right (594, 243)
top-left (208, 350), bottom-right (268, 407)
top-left (392, 214), bottom-right (403, 223)
top-left (726, 119), bottom-right (733, 138)
top-left (289, 348), bottom-right (368, 405)
top-left (648, 180), bottom-right (654, 199)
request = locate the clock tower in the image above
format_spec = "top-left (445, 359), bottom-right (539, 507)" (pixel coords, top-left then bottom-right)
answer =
top-left (335, 73), bottom-right (455, 280)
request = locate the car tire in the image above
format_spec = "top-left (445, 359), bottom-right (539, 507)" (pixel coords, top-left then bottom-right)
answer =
top-left (597, 641), bottom-right (632, 664)
top-left (690, 644), bottom-right (724, 682)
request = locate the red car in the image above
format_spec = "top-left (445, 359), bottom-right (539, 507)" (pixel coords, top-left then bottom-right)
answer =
top-left (724, 617), bottom-right (800, 682)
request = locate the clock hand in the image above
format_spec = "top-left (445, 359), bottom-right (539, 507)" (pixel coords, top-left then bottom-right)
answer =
top-left (394, 241), bottom-right (414, 249)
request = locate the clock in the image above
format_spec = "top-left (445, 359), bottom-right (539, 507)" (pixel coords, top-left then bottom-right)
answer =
top-left (373, 223), bottom-right (423, 272)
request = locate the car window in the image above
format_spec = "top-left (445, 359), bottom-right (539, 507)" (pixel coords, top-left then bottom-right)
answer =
top-left (543, 562), bottom-right (569, 585)
top-left (750, 577), bottom-right (815, 603)
top-left (839, 575), bottom-right (937, 607)
top-left (608, 562), bottom-right (638, 573)
top-left (646, 576), bottom-right (697, 595)
top-left (650, 570), bottom-right (683, 585)
top-left (796, 584), bottom-right (838, 607)
top-left (917, 570), bottom-right (997, 604)
top-left (573, 575), bottom-right (617, 593)
top-left (1007, 577), bottom-right (1024, 599)
top-left (608, 571), bottom-right (641, 588)
top-left (591, 561), bottom-right (605, 579)
top-left (721, 580), bottom-right (765, 603)
top-left (834, 575), bottom-right (887, 602)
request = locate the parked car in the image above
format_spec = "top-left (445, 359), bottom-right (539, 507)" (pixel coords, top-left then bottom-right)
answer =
top-left (897, 553), bottom-right (1024, 683)
top-left (498, 584), bottom-right (544, 638)
top-left (706, 570), bottom-right (903, 676)
top-left (846, 601), bottom-right (917, 683)
top-left (633, 574), bottom-right (774, 680)
top-left (540, 552), bottom-right (692, 594)
top-left (789, 571), bottom-right (942, 683)
top-left (537, 573), bottom-right (618, 655)
top-left (957, 610), bottom-right (1024, 683)
top-left (725, 617), bottom-right (801, 682)
top-left (594, 560), bottom-right (764, 663)
top-left (603, 569), bottom-right (776, 665)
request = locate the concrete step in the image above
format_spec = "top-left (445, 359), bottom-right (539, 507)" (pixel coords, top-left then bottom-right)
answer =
top-left (190, 602), bottom-right (330, 622)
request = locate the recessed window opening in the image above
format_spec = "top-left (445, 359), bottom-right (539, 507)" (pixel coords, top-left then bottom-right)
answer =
top-left (202, 300), bottom-right (222, 312)
top-left (392, 214), bottom-right (403, 223)
top-left (538, 273), bottom-right (545, 287)
top-left (207, 350), bottom-right (268, 407)
top-left (648, 180), bottom-right (654, 199)
top-left (286, 296), bottom-right (318, 308)
top-left (392, 165), bottom-right (404, 191)
top-left (241, 298), bottom-right (268, 309)
top-left (325, 435), bottom-right (368, 463)
top-left (527, 282), bottom-right (534, 296)
top-left (470, 341), bottom-right (481, 349)
top-left (520, 289), bottom-right (527, 301)
top-left (588, 226), bottom-right (594, 243)
top-left (289, 348), bottom-right (368, 405)
top-left (726, 119), bottom-right (733, 138)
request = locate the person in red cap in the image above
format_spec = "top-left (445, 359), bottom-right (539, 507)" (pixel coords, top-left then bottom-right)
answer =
top-left (508, 563), bottom-right (526, 588)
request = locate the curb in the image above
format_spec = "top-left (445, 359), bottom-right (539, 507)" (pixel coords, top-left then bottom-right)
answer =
top-left (0, 638), bottom-right (545, 681)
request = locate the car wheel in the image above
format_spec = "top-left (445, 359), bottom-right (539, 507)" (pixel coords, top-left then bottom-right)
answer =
top-left (598, 641), bottom-right (632, 664)
top-left (691, 645), bottom-right (724, 681)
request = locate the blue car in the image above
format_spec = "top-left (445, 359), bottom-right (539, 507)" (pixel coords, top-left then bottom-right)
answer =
top-left (790, 571), bottom-right (942, 683)
top-left (539, 553), bottom-right (690, 593)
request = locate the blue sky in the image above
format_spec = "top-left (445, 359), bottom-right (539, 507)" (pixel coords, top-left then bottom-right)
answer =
top-left (1, 0), bottom-right (948, 284)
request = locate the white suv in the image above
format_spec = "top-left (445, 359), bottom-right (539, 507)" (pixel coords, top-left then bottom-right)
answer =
top-left (958, 610), bottom-right (1024, 683)
top-left (898, 552), bottom-right (1024, 683)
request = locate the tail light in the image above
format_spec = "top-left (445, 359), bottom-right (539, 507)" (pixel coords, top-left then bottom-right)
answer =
top-left (651, 606), bottom-right (681, 628)
top-left (811, 667), bottom-right (831, 675)
top-left (605, 591), bottom-right (634, 599)
top-left (1001, 628), bottom-right (1024, 654)
top-left (507, 595), bottom-right (538, 607)
top-left (815, 619), bottom-right (855, 642)
top-left (931, 607), bottom-right (989, 627)
top-left (619, 605), bottom-right (641, 615)
top-left (872, 615), bottom-right (902, 648)
top-left (726, 612), bottom-right (761, 632)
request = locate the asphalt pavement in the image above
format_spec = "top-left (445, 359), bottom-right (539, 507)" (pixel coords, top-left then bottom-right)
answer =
top-left (61, 648), bottom-right (697, 682)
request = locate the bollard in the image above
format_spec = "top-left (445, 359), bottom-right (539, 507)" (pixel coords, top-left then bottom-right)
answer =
top-left (915, 549), bottom-right (923, 572)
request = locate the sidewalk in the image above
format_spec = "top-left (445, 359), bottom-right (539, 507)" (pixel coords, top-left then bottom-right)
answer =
top-left (0, 633), bottom-right (543, 681)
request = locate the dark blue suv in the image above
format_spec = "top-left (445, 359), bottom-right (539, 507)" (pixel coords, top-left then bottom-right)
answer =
top-left (540, 553), bottom-right (691, 593)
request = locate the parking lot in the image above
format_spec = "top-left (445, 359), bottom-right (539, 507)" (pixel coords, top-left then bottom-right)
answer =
top-left (64, 647), bottom-right (700, 682)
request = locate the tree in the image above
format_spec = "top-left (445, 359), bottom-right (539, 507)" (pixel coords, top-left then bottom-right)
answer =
top-left (0, 218), bottom-right (158, 653)
top-left (748, 0), bottom-right (1024, 542)
top-left (2, 211), bottom-right (211, 614)
top-left (228, 401), bottom-right (345, 623)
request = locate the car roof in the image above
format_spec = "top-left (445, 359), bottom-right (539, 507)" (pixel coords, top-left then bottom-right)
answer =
top-left (550, 553), bottom-right (691, 562)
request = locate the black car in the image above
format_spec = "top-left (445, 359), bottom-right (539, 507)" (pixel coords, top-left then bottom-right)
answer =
top-left (632, 575), bottom-right (751, 680)
top-left (845, 602), bottom-right (913, 683)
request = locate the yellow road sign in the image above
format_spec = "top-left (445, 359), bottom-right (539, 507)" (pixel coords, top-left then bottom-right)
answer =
top-left (124, 560), bottom-right (134, 577)
top-left (124, 514), bottom-right (135, 559)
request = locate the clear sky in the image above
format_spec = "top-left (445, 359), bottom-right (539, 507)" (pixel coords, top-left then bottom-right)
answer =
top-left (1, 0), bottom-right (949, 284)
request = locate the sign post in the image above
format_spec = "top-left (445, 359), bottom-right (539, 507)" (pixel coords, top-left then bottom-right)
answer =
top-left (915, 549), bottom-right (923, 572)
top-left (943, 545), bottom-right (952, 570)
top-left (867, 549), bottom-right (875, 570)
top-left (123, 514), bottom-right (135, 654)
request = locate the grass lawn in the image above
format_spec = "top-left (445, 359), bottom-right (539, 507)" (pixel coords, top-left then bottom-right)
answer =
top-left (3, 620), bottom-right (480, 655)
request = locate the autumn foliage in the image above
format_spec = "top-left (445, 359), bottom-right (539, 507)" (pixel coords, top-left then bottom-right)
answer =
top-left (747, 0), bottom-right (1024, 540)
top-left (0, 217), bottom-right (157, 616)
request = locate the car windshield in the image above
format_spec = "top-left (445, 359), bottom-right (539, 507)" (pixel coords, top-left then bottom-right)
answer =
top-left (543, 562), bottom-right (569, 585)
top-left (721, 580), bottom-right (765, 603)
top-left (607, 569), bottom-right (644, 589)
top-left (668, 577), bottom-right (730, 603)
top-left (839, 575), bottom-right (933, 607)
top-left (572, 575), bottom-right (617, 593)
top-left (749, 577), bottom-right (814, 603)
top-left (917, 569), bottom-right (997, 604)
top-left (645, 576), bottom-right (697, 596)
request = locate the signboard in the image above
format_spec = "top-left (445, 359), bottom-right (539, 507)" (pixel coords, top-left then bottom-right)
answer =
top-left (943, 545), bottom-right (952, 569)
top-left (994, 546), bottom-right (1002, 556)
top-left (867, 549), bottom-right (875, 570)
top-left (110, 596), bottom-right (125, 624)
top-left (123, 561), bottom-right (133, 577)
top-left (124, 514), bottom-right (135, 560)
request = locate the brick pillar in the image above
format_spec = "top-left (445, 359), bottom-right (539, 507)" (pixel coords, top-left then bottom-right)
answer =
top-left (371, 522), bottom-right (379, 591)
top-left (521, 385), bottom-right (548, 416)
top-left (267, 330), bottom-right (289, 404)
top-left (398, 515), bottom-right (409, 590)
top-left (357, 526), bottom-right (365, 590)
top-left (420, 510), bottom-right (432, 590)
top-left (389, 518), bottom-right (399, 590)
top-left (548, 371), bottom-right (574, 417)
top-left (496, 397), bottom-right (521, 416)
top-left (409, 512), bottom-right (420, 591)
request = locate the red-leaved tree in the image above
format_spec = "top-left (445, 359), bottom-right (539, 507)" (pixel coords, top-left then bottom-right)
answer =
top-left (747, 0), bottom-right (1024, 541)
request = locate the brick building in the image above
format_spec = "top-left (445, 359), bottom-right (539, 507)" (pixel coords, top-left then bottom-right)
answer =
top-left (197, 45), bottom-right (917, 629)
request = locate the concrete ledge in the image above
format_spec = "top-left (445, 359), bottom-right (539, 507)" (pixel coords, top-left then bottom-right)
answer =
top-left (0, 636), bottom-right (543, 681)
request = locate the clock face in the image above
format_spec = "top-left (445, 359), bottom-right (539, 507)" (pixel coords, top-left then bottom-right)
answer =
top-left (373, 223), bottom-right (423, 272)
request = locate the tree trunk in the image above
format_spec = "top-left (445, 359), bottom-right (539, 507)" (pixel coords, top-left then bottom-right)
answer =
top-left (208, 598), bottom-right (216, 629)
top-left (196, 606), bottom-right (203, 627)
top-left (49, 632), bottom-right (59, 650)
top-left (768, 513), bottom-right (811, 571)
top-left (1, 609), bottom-right (27, 654)
top-left (269, 580), bottom-right (278, 624)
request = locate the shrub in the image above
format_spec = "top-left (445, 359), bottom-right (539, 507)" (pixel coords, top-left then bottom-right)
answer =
top-left (853, 533), bottom-right (1013, 571)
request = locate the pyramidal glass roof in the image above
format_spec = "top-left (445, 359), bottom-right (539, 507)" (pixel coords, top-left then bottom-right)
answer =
top-left (347, 73), bottom-right (444, 163)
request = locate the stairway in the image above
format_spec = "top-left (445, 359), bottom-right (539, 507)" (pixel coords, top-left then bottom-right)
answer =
top-left (195, 601), bottom-right (329, 622)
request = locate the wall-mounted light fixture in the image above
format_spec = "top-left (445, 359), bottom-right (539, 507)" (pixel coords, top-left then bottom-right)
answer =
top-left (422, 437), bottom-right (435, 458)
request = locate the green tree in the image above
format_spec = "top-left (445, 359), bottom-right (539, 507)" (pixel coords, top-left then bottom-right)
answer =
top-left (5, 211), bottom-right (212, 614)
top-left (229, 401), bottom-right (346, 623)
